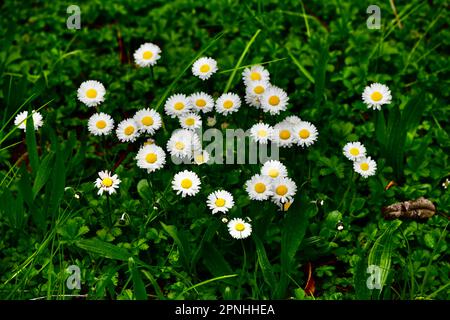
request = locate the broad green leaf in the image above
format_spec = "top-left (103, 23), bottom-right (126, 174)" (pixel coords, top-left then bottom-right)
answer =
top-left (75, 238), bottom-right (132, 261)
top-left (129, 258), bottom-right (147, 300)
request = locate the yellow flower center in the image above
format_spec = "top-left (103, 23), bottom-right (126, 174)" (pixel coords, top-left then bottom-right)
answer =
top-left (185, 118), bottom-right (195, 126)
top-left (124, 126), bottom-right (135, 136)
top-left (269, 95), bottom-right (280, 106)
top-left (250, 72), bottom-right (261, 81)
top-left (196, 99), bottom-right (206, 107)
top-left (195, 154), bottom-right (204, 163)
top-left (257, 130), bottom-right (267, 137)
top-left (223, 100), bottom-right (233, 109)
top-left (349, 148), bottom-right (360, 156)
top-left (371, 91), bottom-right (383, 101)
top-left (102, 177), bottom-right (113, 187)
top-left (360, 163), bottom-right (369, 171)
top-left (268, 169), bottom-right (279, 178)
top-left (215, 198), bottom-right (225, 207)
top-left (96, 120), bottom-right (106, 129)
top-left (279, 130), bottom-right (291, 140)
top-left (235, 223), bottom-right (245, 232)
top-left (276, 185), bottom-right (288, 196)
top-left (174, 102), bottom-right (185, 110)
top-left (175, 142), bottom-right (185, 150)
top-left (86, 89), bottom-right (97, 99)
top-left (181, 179), bottom-right (192, 189)
top-left (253, 85), bottom-right (264, 94)
top-left (299, 129), bottom-right (310, 139)
top-left (254, 183), bottom-right (266, 193)
top-left (200, 64), bottom-right (210, 73)
top-left (146, 153), bottom-right (157, 164)
top-left (142, 116), bottom-right (154, 126)
top-left (143, 51), bottom-right (153, 60)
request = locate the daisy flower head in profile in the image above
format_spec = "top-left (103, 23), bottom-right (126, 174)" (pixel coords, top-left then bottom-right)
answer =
top-left (249, 123), bottom-right (273, 144)
top-left (292, 121), bottom-right (318, 147)
top-left (353, 156), bottom-right (377, 178)
top-left (343, 141), bottom-right (366, 161)
top-left (362, 83), bottom-right (392, 110)
top-left (245, 174), bottom-right (273, 201)
top-left (172, 170), bottom-right (201, 197)
top-left (271, 123), bottom-right (294, 148)
top-left (14, 110), bottom-right (43, 131)
top-left (242, 65), bottom-right (270, 86)
top-left (189, 92), bottom-right (214, 113)
top-left (282, 115), bottom-right (302, 126)
top-left (133, 42), bottom-right (161, 67)
top-left (228, 218), bottom-right (252, 239)
top-left (193, 150), bottom-right (210, 165)
top-left (275, 198), bottom-right (294, 212)
top-left (136, 144), bottom-right (166, 173)
top-left (133, 108), bottom-right (162, 135)
top-left (167, 129), bottom-right (201, 159)
top-left (271, 176), bottom-right (297, 205)
top-left (179, 112), bottom-right (202, 131)
top-left (215, 93), bottom-right (241, 115)
top-left (77, 80), bottom-right (106, 107)
top-left (192, 57), bottom-right (218, 80)
top-left (88, 112), bottom-right (114, 136)
top-left (244, 91), bottom-right (262, 108)
top-left (260, 86), bottom-right (289, 115)
top-left (94, 170), bottom-right (121, 196)
top-left (164, 93), bottom-right (191, 118)
top-left (261, 160), bottom-right (288, 179)
top-left (116, 119), bottom-right (139, 142)
top-left (207, 190), bottom-right (234, 214)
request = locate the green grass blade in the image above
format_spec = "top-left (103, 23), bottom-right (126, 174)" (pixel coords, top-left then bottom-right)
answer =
top-left (75, 238), bottom-right (132, 261)
top-left (129, 258), bottom-right (148, 300)
top-left (287, 49), bottom-right (315, 84)
top-left (253, 234), bottom-right (277, 292)
top-left (175, 274), bottom-right (238, 299)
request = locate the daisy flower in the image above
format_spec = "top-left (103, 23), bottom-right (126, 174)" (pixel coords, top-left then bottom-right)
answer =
top-left (172, 170), bottom-right (201, 197)
top-left (246, 80), bottom-right (270, 97)
top-left (133, 42), bottom-right (161, 67)
top-left (215, 93), bottom-right (241, 115)
top-left (136, 144), bottom-right (166, 173)
top-left (242, 65), bottom-right (270, 86)
top-left (271, 176), bottom-right (297, 204)
top-left (362, 83), bottom-right (392, 110)
top-left (261, 160), bottom-right (288, 179)
top-left (167, 129), bottom-right (201, 159)
top-left (88, 112), bottom-right (114, 136)
top-left (343, 141), bottom-right (366, 161)
top-left (228, 218), bottom-right (252, 239)
top-left (189, 92), bottom-right (214, 113)
top-left (116, 119), bottom-right (139, 142)
top-left (77, 80), bottom-right (106, 107)
top-left (282, 115), bottom-right (302, 126)
top-left (133, 108), bottom-right (162, 135)
top-left (193, 150), bottom-right (210, 165)
top-left (94, 170), bottom-right (121, 196)
top-left (292, 121), bottom-right (318, 147)
top-left (179, 112), bottom-right (202, 130)
top-left (192, 57), bottom-right (218, 80)
top-left (207, 190), bottom-right (234, 214)
top-left (164, 94), bottom-right (191, 118)
top-left (353, 156), bottom-right (377, 178)
top-left (260, 86), bottom-right (289, 115)
top-left (271, 123), bottom-right (294, 148)
top-left (249, 123), bottom-right (273, 144)
top-left (244, 91), bottom-right (261, 108)
top-left (14, 110), bottom-right (43, 131)
top-left (245, 174), bottom-right (273, 201)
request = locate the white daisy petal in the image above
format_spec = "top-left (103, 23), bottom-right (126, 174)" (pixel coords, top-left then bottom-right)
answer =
top-left (353, 156), bottom-right (377, 178)
top-left (244, 91), bottom-right (261, 108)
top-left (215, 93), bottom-right (241, 115)
top-left (193, 150), bottom-right (210, 165)
top-left (14, 110), bottom-right (43, 131)
top-left (246, 80), bottom-right (270, 97)
top-left (116, 119), bottom-right (140, 142)
top-left (271, 176), bottom-right (297, 204)
top-left (343, 141), bottom-right (367, 161)
top-left (88, 112), bottom-right (114, 136)
top-left (249, 123), bottom-right (273, 144)
top-left (228, 218), bottom-right (252, 239)
top-left (136, 144), bottom-right (166, 173)
top-left (94, 170), bottom-right (121, 196)
top-left (260, 86), bottom-right (289, 115)
top-left (77, 80), bottom-right (106, 107)
top-left (261, 160), bottom-right (288, 179)
top-left (362, 83), bottom-right (392, 110)
top-left (245, 174), bottom-right (273, 201)
top-left (271, 123), bottom-right (294, 148)
top-left (192, 57), bottom-right (218, 80)
top-left (179, 112), bottom-right (202, 130)
top-left (242, 65), bottom-right (270, 86)
top-left (167, 129), bottom-right (201, 159)
top-left (133, 108), bottom-right (162, 135)
top-left (172, 170), bottom-right (201, 197)
top-left (189, 92), bottom-right (215, 113)
top-left (133, 43), bottom-right (161, 67)
top-left (164, 94), bottom-right (192, 118)
top-left (292, 121), bottom-right (318, 147)
top-left (207, 190), bottom-right (234, 214)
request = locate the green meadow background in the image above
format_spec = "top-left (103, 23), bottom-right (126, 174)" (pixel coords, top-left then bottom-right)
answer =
top-left (0, 0), bottom-right (448, 300)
